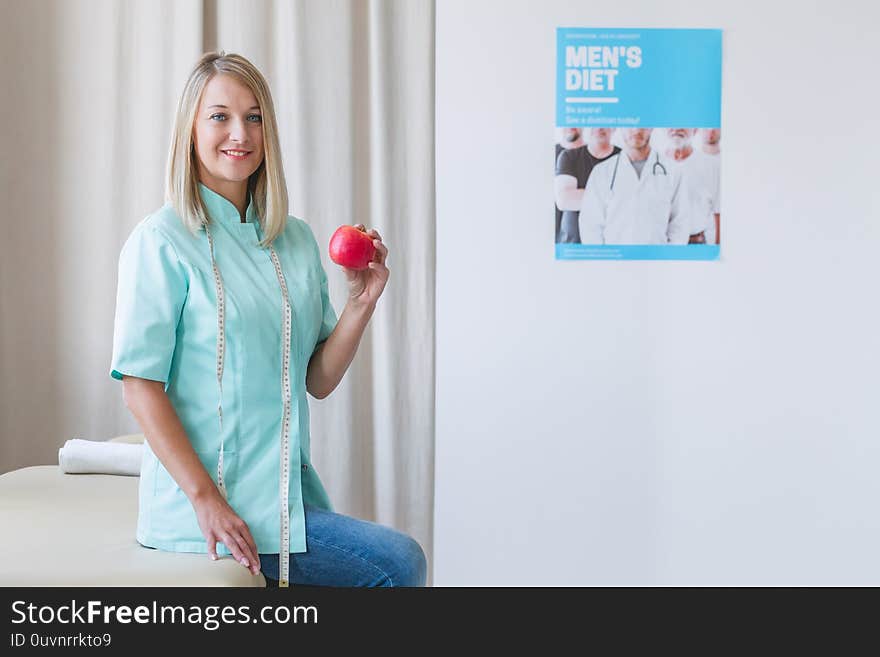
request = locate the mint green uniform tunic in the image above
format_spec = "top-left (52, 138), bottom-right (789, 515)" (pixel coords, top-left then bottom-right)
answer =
top-left (110, 184), bottom-right (338, 556)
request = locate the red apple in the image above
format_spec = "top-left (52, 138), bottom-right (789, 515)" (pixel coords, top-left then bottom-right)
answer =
top-left (328, 225), bottom-right (376, 270)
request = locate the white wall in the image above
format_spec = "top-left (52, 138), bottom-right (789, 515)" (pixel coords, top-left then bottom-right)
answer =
top-left (434, 0), bottom-right (880, 585)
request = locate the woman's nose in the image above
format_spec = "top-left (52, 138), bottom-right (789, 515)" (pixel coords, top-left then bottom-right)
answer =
top-left (228, 118), bottom-right (249, 143)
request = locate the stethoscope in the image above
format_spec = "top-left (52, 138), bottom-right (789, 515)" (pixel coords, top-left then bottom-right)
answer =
top-left (609, 151), bottom-right (667, 192)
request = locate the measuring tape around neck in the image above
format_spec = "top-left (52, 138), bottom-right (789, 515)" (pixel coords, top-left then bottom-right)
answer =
top-left (206, 224), bottom-right (294, 588)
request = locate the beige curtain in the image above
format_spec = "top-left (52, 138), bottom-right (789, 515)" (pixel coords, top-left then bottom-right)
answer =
top-left (0, 0), bottom-right (435, 581)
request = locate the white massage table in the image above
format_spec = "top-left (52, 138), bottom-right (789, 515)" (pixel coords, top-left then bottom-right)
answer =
top-left (0, 434), bottom-right (265, 587)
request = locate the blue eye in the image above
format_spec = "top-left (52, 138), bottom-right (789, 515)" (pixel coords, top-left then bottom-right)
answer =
top-left (208, 112), bottom-right (263, 123)
top-left (210, 113), bottom-right (226, 121)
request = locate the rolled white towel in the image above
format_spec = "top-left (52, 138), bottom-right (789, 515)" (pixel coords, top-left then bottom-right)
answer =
top-left (58, 439), bottom-right (144, 476)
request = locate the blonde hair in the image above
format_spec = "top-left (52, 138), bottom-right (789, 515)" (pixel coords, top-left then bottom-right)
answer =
top-left (166, 51), bottom-right (288, 246)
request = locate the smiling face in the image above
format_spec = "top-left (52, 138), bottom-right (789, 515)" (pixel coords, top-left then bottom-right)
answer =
top-left (192, 73), bottom-right (264, 198)
top-left (562, 127), bottom-right (582, 143)
top-left (588, 128), bottom-right (612, 147)
top-left (702, 128), bottom-right (721, 145)
top-left (666, 128), bottom-right (696, 149)
top-left (622, 128), bottom-right (652, 150)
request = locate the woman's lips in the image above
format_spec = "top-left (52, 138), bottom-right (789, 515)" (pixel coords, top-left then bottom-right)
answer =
top-left (221, 150), bottom-right (251, 161)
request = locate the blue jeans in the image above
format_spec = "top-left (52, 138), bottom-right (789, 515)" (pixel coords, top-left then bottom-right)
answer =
top-left (259, 505), bottom-right (427, 587)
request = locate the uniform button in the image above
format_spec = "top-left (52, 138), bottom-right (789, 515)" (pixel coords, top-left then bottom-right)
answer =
top-left (301, 464), bottom-right (308, 472)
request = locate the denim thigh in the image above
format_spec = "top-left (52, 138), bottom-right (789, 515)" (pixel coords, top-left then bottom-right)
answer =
top-left (259, 505), bottom-right (427, 588)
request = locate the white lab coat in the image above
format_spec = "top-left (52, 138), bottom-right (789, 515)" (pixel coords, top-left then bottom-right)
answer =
top-left (668, 150), bottom-right (721, 244)
top-left (579, 149), bottom-right (691, 245)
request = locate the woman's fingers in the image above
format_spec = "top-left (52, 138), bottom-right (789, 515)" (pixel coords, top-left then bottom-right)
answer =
top-left (212, 519), bottom-right (259, 574)
top-left (232, 529), bottom-right (260, 575)
top-left (372, 239), bottom-right (388, 262)
top-left (195, 498), bottom-right (259, 574)
top-left (238, 524), bottom-right (261, 574)
top-left (366, 262), bottom-right (390, 283)
top-left (354, 225), bottom-right (383, 241)
top-left (221, 531), bottom-right (253, 570)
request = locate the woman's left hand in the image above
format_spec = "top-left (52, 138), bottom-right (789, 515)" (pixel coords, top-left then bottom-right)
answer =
top-left (343, 225), bottom-right (389, 308)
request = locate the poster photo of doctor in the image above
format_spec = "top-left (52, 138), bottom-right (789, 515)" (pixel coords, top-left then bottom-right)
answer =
top-left (554, 126), bottom-right (721, 247)
top-left (554, 27), bottom-right (722, 261)
top-left (578, 127), bottom-right (688, 245)
top-left (664, 127), bottom-right (722, 246)
top-left (578, 128), bottom-right (721, 245)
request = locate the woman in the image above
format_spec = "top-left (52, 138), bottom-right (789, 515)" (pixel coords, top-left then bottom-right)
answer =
top-left (110, 51), bottom-right (426, 587)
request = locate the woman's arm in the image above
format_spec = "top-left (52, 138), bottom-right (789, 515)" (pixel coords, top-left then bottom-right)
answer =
top-left (121, 376), bottom-right (261, 576)
top-left (306, 300), bottom-right (375, 399)
top-left (306, 226), bottom-right (389, 399)
top-left (554, 173), bottom-right (585, 211)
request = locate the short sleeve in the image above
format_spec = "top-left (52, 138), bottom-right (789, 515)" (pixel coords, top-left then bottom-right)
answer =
top-left (317, 263), bottom-right (338, 344)
top-left (556, 147), bottom-right (578, 177)
top-left (110, 223), bottom-right (188, 383)
top-left (299, 220), bottom-right (338, 345)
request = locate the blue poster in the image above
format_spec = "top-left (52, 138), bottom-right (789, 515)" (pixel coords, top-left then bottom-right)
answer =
top-left (554, 28), bottom-right (723, 261)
